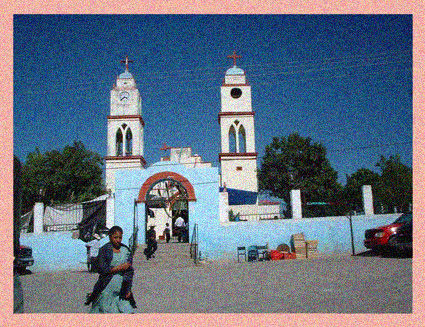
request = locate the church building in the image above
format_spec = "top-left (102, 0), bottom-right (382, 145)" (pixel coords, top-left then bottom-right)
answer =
top-left (105, 53), bottom-right (280, 259)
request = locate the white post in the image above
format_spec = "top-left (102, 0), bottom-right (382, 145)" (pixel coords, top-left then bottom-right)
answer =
top-left (362, 185), bottom-right (374, 216)
top-left (33, 202), bottom-right (44, 234)
top-left (219, 189), bottom-right (229, 223)
top-left (106, 194), bottom-right (115, 228)
top-left (290, 189), bottom-right (302, 219)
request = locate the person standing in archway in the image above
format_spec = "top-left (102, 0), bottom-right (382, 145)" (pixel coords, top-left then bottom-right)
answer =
top-left (163, 223), bottom-right (171, 243)
top-left (175, 216), bottom-right (185, 242)
top-left (144, 225), bottom-right (157, 260)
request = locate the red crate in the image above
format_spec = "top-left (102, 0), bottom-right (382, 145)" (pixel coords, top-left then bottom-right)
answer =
top-left (270, 250), bottom-right (284, 260)
top-left (283, 252), bottom-right (296, 260)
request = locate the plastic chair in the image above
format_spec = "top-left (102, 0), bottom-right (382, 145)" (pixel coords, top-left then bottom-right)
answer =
top-left (247, 245), bottom-right (259, 262)
top-left (237, 246), bottom-right (246, 262)
top-left (257, 245), bottom-right (268, 261)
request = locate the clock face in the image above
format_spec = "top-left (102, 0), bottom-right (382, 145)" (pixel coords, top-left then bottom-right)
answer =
top-left (119, 91), bottom-right (130, 102)
top-left (230, 88), bottom-right (242, 99)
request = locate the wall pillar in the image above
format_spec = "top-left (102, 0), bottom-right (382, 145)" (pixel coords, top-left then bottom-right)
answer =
top-left (106, 194), bottom-right (115, 228)
top-left (362, 185), bottom-right (374, 216)
top-left (290, 189), bottom-right (302, 219)
top-left (219, 189), bottom-right (229, 223)
top-left (33, 202), bottom-right (44, 234)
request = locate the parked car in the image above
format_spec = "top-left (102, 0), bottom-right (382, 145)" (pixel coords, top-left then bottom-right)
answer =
top-left (15, 245), bottom-right (34, 272)
top-left (364, 213), bottom-right (412, 253)
top-left (390, 219), bottom-right (413, 257)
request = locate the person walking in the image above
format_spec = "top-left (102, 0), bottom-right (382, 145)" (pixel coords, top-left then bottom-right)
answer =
top-left (163, 223), bottom-right (171, 243)
top-left (144, 225), bottom-right (157, 260)
top-left (85, 226), bottom-right (136, 313)
top-left (175, 216), bottom-right (185, 242)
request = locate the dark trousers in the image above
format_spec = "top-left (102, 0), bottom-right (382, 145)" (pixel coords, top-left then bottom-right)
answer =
top-left (144, 239), bottom-right (157, 258)
top-left (177, 227), bottom-right (181, 242)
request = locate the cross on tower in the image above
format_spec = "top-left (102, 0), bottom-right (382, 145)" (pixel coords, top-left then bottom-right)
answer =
top-left (227, 50), bottom-right (241, 66)
top-left (120, 55), bottom-right (133, 71)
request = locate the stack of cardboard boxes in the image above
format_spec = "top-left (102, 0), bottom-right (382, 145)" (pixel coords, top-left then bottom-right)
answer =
top-left (291, 233), bottom-right (307, 259)
top-left (305, 240), bottom-right (319, 258)
top-left (291, 233), bottom-right (319, 259)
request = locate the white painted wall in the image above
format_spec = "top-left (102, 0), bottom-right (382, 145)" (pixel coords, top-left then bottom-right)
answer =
top-left (220, 156), bottom-right (258, 192)
top-left (220, 85), bottom-right (252, 113)
top-left (105, 161), bottom-right (144, 193)
top-left (161, 147), bottom-right (212, 168)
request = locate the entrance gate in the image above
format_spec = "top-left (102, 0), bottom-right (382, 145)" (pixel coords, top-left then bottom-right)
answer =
top-left (143, 177), bottom-right (190, 243)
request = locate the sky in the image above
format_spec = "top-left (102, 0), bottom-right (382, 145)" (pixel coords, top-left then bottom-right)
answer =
top-left (13, 14), bottom-right (412, 185)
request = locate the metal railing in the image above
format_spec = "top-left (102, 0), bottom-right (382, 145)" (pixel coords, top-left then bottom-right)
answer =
top-left (231, 212), bottom-right (287, 222)
top-left (189, 223), bottom-right (199, 264)
top-left (44, 223), bottom-right (78, 232)
top-left (129, 226), bottom-right (139, 256)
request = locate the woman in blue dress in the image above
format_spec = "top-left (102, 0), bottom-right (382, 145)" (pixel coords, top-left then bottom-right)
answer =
top-left (86, 226), bottom-right (136, 313)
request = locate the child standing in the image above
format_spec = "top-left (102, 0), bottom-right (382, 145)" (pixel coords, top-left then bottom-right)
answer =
top-left (163, 223), bottom-right (171, 243)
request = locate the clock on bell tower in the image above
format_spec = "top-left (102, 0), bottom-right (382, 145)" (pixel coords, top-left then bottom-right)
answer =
top-left (105, 56), bottom-right (146, 192)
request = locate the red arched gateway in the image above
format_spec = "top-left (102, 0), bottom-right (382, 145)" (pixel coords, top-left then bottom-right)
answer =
top-left (137, 171), bottom-right (197, 203)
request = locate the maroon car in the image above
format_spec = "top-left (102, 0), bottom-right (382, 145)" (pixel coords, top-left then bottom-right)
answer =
top-left (364, 213), bottom-right (412, 253)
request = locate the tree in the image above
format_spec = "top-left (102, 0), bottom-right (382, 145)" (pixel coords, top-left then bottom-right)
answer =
top-left (343, 168), bottom-right (382, 213)
top-left (21, 141), bottom-right (105, 213)
top-left (258, 133), bottom-right (343, 217)
top-left (14, 156), bottom-right (22, 258)
top-left (376, 155), bottom-right (412, 213)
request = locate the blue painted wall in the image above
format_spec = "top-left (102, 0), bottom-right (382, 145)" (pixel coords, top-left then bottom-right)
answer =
top-left (19, 231), bottom-right (109, 272)
top-left (114, 162), bottom-right (220, 248)
top-left (19, 161), bottom-right (401, 272)
top-left (199, 214), bottom-right (400, 260)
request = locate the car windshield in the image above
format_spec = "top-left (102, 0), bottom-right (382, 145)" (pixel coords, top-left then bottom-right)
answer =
top-left (394, 213), bottom-right (412, 224)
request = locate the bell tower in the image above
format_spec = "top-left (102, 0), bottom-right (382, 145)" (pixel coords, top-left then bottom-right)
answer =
top-left (219, 51), bottom-right (258, 192)
top-left (105, 56), bottom-right (146, 192)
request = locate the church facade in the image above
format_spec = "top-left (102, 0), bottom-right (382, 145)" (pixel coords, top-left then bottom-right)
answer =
top-left (105, 53), bottom-right (281, 252)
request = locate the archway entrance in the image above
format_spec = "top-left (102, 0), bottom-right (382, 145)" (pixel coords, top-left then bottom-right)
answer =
top-left (138, 172), bottom-right (196, 244)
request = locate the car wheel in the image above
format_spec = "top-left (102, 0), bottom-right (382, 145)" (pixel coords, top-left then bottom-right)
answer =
top-left (385, 236), bottom-right (399, 257)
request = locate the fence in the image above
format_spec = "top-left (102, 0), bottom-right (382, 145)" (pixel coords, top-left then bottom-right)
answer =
top-left (21, 199), bottom-right (107, 240)
top-left (43, 203), bottom-right (83, 232)
top-left (190, 223), bottom-right (200, 264)
top-left (232, 212), bottom-right (286, 222)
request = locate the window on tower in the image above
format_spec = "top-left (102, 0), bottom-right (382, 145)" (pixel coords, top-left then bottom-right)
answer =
top-left (229, 125), bottom-right (236, 153)
top-left (125, 128), bottom-right (133, 156)
top-left (238, 125), bottom-right (246, 153)
top-left (116, 129), bottom-right (123, 156)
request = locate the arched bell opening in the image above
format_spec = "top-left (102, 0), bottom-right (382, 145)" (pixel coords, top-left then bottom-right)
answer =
top-left (116, 129), bottom-right (123, 156)
top-left (229, 125), bottom-right (236, 153)
top-left (125, 128), bottom-right (133, 156)
top-left (238, 125), bottom-right (246, 153)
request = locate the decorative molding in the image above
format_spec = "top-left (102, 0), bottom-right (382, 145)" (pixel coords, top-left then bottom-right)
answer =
top-left (222, 82), bottom-right (249, 87)
top-left (107, 115), bottom-right (145, 126)
top-left (218, 112), bottom-right (255, 123)
top-left (105, 155), bottom-right (147, 166)
top-left (219, 152), bottom-right (258, 161)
